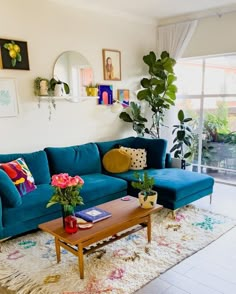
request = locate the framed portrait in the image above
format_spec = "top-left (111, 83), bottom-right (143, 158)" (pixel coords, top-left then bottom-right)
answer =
top-left (0, 78), bottom-right (18, 117)
top-left (98, 84), bottom-right (113, 105)
top-left (0, 38), bottom-right (30, 70)
top-left (117, 89), bottom-right (129, 107)
top-left (102, 49), bottom-right (121, 81)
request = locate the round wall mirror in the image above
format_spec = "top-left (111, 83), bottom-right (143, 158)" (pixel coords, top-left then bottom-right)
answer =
top-left (53, 51), bottom-right (93, 98)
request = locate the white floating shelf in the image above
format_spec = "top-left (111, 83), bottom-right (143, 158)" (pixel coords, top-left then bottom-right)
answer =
top-left (37, 96), bottom-right (99, 103)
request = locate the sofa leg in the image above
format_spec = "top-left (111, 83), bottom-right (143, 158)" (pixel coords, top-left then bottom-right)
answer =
top-left (210, 194), bottom-right (213, 205)
top-left (171, 210), bottom-right (177, 219)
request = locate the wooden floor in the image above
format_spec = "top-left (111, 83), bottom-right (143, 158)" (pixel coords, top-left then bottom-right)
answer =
top-left (136, 183), bottom-right (236, 294)
top-left (1, 183), bottom-right (235, 294)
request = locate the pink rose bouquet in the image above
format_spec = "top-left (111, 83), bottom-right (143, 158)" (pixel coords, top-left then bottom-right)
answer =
top-left (46, 173), bottom-right (84, 208)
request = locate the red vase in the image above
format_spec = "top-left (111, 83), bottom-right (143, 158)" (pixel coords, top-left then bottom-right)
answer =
top-left (64, 215), bottom-right (78, 234)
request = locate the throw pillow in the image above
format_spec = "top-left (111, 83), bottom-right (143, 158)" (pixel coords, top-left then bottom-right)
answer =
top-left (120, 146), bottom-right (147, 170)
top-left (0, 169), bottom-right (22, 207)
top-left (0, 158), bottom-right (37, 196)
top-left (102, 148), bottom-right (131, 173)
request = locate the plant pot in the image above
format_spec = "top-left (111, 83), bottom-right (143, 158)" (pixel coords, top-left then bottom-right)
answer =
top-left (86, 87), bottom-right (98, 97)
top-left (54, 84), bottom-right (65, 96)
top-left (138, 191), bottom-right (158, 209)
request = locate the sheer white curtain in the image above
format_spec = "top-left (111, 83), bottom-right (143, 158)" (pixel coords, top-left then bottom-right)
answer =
top-left (157, 20), bottom-right (198, 145)
top-left (157, 20), bottom-right (198, 59)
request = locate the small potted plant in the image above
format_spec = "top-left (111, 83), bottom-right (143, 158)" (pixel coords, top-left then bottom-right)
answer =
top-left (34, 77), bottom-right (49, 96)
top-left (85, 83), bottom-right (98, 96)
top-left (131, 171), bottom-right (157, 209)
top-left (49, 77), bottom-right (70, 96)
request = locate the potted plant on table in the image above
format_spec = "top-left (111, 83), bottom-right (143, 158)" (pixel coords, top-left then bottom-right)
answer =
top-left (131, 171), bottom-right (157, 209)
top-left (46, 173), bottom-right (84, 228)
top-left (49, 77), bottom-right (70, 96)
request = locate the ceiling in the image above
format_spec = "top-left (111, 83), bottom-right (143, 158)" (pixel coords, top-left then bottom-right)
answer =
top-left (50, 0), bottom-right (236, 23)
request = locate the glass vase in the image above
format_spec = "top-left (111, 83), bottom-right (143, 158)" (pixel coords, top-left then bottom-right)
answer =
top-left (61, 204), bottom-right (75, 228)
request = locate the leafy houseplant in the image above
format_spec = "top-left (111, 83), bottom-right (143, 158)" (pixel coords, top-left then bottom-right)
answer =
top-left (131, 171), bottom-right (157, 208)
top-left (119, 101), bottom-right (147, 136)
top-left (170, 110), bottom-right (193, 168)
top-left (46, 173), bottom-right (84, 226)
top-left (49, 77), bottom-right (70, 96)
top-left (137, 51), bottom-right (177, 138)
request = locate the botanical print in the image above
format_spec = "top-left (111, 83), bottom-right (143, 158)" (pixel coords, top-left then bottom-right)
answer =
top-left (102, 49), bottom-right (121, 81)
top-left (0, 78), bottom-right (18, 117)
top-left (0, 38), bottom-right (30, 70)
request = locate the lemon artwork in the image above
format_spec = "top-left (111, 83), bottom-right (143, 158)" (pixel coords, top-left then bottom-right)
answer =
top-left (3, 41), bottom-right (22, 67)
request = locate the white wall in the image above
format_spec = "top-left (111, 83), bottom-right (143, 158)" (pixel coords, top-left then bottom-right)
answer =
top-left (0, 0), bottom-right (156, 153)
top-left (183, 11), bottom-right (236, 57)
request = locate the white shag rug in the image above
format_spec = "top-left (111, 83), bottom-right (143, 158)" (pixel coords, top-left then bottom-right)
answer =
top-left (0, 205), bottom-right (235, 294)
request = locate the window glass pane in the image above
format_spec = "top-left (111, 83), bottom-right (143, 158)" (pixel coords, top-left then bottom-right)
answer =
top-left (204, 56), bottom-right (236, 94)
top-left (175, 59), bottom-right (203, 95)
top-left (202, 97), bottom-right (236, 172)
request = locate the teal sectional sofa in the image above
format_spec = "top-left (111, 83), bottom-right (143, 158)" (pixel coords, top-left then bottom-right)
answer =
top-left (0, 136), bottom-right (214, 239)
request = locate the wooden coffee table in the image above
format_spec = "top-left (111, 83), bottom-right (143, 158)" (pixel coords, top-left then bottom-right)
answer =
top-left (39, 196), bottom-right (163, 279)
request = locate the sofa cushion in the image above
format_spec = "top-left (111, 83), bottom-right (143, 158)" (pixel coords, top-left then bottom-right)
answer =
top-left (0, 169), bottom-right (22, 208)
top-left (133, 137), bottom-right (167, 169)
top-left (120, 147), bottom-right (147, 170)
top-left (45, 143), bottom-right (101, 176)
top-left (0, 158), bottom-right (37, 196)
top-left (2, 184), bottom-right (56, 226)
top-left (96, 137), bottom-right (136, 158)
top-left (79, 173), bottom-right (127, 203)
top-left (0, 151), bottom-right (51, 185)
top-left (102, 149), bottom-right (131, 173)
top-left (112, 168), bottom-right (214, 201)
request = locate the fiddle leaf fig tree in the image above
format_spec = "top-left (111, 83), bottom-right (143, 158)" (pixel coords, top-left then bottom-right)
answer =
top-left (119, 101), bottom-right (147, 136)
top-left (137, 51), bottom-right (177, 138)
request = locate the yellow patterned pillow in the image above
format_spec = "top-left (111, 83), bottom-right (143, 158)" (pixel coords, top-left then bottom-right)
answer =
top-left (102, 149), bottom-right (131, 173)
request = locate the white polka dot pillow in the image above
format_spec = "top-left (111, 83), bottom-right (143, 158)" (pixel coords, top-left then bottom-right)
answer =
top-left (120, 147), bottom-right (147, 170)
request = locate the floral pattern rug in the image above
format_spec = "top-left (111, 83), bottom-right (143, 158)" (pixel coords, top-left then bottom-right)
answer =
top-left (0, 205), bottom-right (235, 294)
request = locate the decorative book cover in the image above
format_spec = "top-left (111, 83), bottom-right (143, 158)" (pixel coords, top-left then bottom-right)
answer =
top-left (75, 207), bottom-right (112, 223)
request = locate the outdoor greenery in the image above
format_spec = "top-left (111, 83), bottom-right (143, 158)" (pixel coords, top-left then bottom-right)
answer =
top-left (137, 51), bottom-right (177, 138)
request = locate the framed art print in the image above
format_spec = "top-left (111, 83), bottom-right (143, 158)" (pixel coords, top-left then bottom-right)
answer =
top-left (98, 85), bottom-right (113, 105)
top-left (0, 78), bottom-right (18, 117)
top-left (0, 38), bottom-right (30, 70)
top-left (102, 49), bottom-right (121, 81)
top-left (117, 89), bottom-right (129, 107)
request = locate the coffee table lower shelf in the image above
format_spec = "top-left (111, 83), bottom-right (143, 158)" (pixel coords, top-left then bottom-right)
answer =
top-left (55, 217), bottom-right (151, 279)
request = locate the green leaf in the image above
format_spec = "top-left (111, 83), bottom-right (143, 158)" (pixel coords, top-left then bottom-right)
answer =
top-left (167, 74), bottom-right (177, 85)
top-left (178, 110), bottom-right (184, 121)
top-left (184, 152), bottom-right (192, 159)
top-left (63, 83), bottom-right (70, 94)
top-left (143, 51), bottom-right (156, 66)
top-left (161, 51), bottom-right (169, 59)
top-left (3, 43), bottom-right (9, 49)
top-left (137, 89), bottom-right (150, 100)
top-left (16, 53), bottom-right (22, 62)
top-left (177, 130), bottom-right (185, 140)
top-left (11, 58), bottom-right (16, 67)
top-left (183, 118), bottom-right (192, 123)
top-left (141, 78), bottom-right (150, 88)
top-left (168, 84), bottom-right (177, 93)
top-left (119, 112), bottom-right (133, 123)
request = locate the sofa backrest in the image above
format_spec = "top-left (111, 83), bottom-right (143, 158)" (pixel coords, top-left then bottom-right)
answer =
top-left (0, 151), bottom-right (51, 184)
top-left (45, 143), bottom-right (101, 176)
top-left (96, 136), bottom-right (167, 169)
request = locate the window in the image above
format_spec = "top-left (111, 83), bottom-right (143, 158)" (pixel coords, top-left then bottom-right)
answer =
top-left (175, 55), bottom-right (236, 185)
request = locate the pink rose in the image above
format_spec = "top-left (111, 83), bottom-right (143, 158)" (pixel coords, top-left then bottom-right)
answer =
top-left (67, 175), bottom-right (84, 187)
top-left (74, 175), bottom-right (84, 185)
top-left (51, 173), bottom-right (70, 189)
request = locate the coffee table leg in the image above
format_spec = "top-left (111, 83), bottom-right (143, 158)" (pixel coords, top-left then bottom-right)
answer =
top-left (147, 215), bottom-right (151, 243)
top-left (78, 244), bottom-right (84, 279)
top-left (55, 237), bottom-right (61, 263)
